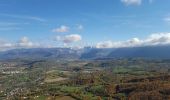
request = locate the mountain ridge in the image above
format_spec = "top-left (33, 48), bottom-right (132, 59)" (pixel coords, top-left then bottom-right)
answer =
top-left (0, 45), bottom-right (170, 60)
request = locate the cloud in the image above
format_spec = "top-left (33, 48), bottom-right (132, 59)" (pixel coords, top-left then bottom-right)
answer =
top-left (0, 33), bottom-right (81, 51)
top-left (0, 37), bottom-right (46, 51)
top-left (15, 37), bottom-right (43, 49)
top-left (126, 38), bottom-right (141, 46)
top-left (145, 33), bottom-right (170, 45)
top-left (63, 34), bottom-right (82, 43)
top-left (52, 25), bottom-right (69, 33)
top-left (121, 0), bottom-right (154, 6)
top-left (0, 13), bottom-right (46, 22)
top-left (96, 41), bottom-right (114, 48)
top-left (1, 33), bottom-right (170, 51)
top-left (0, 40), bottom-right (13, 51)
top-left (17, 37), bottom-right (34, 47)
top-left (96, 33), bottom-right (170, 48)
top-left (96, 38), bottom-right (141, 48)
top-left (121, 0), bottom-right (142, 5)
top-left (54, 34), bottom-right (82, 44)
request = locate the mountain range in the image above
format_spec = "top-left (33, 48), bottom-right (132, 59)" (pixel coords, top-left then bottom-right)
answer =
top-left (0, 45), bottom-right (170, 60)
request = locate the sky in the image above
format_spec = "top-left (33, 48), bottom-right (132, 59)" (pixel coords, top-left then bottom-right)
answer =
top-left (0, 0), bottom-right (170, 50)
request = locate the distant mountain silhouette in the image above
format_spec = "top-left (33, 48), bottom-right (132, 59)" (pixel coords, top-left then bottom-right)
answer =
top-left (81, 45), bottom-right (170, 59)
top-left (0, 45), bottom-right (170, 60)
top-left (0, 48), bottom-right (82, 60)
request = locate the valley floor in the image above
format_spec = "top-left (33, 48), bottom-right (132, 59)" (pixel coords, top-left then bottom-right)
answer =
top-left (1, 58), bottom-right (170, 100)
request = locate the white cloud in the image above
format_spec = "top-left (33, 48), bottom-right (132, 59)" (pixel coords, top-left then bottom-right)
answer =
top-left (0, 39), bottom-right (14, 51)
top-left (1, 33), bottom-right (170, 51)
top-left (96, 41), bottom-right (114, 48)
top-left (54, 34), bottom-right (82, 44)
top-left (17, 37), bottom-right (34, 47)
top-left (144, 33), bottom-right (170, 45)
top-left (52, 25), bottom-right (69, 33)
top-left (14, 37), bottom-right (41, 49)
top-left (63, 34), bottom-right (82, 43)
top-left (96, 33), bottom-right (170, 48)
top-left (121, 0), bottom-right (141, 5)
top-left (0, 34), bottom-right (82, 51)
top-left (0, 37), bottom-right (47, 51)
top-left (96, 38), bottom-right (141, 48)
top-left (126, 38), bottom-right (141, 46)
